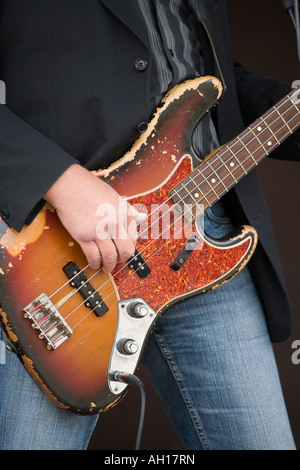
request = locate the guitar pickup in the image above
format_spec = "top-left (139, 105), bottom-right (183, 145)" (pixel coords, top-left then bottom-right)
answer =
top-left (170, 235), bottom-right (200, 271)
top-left (63, 262), bottom-right (108, 317)
top-left (128, 250), bottom-right (151, 278)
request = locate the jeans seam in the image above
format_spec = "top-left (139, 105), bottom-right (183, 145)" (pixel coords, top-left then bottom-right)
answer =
top-left (151, 328), bottom-right (213, 451)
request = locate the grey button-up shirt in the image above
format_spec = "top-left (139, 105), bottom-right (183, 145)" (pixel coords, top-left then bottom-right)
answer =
top-left (137, 0), bottom-right (220, 160)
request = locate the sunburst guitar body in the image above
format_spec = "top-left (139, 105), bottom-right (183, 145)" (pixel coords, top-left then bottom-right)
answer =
top-left (0, 76), bottom-right (258, 414)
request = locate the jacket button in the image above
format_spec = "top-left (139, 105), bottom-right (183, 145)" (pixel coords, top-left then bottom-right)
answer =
top-left (135, 58), bottom-right (148, 71)
top-left (0, 209), bottom-right (9, 219)
top-left (137, 122), bottom-right (148, 133)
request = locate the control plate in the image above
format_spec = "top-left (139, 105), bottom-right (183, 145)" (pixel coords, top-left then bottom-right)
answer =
top-left (108, 298), bottom-right (158, 394)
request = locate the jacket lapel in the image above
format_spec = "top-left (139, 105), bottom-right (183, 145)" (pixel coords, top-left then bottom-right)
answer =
top-left (193, 0), bottom-right (219, 46)
top-left (190, 0), bottom-right (226, 91)
top-left (100, 0), bottom-right (149, 48)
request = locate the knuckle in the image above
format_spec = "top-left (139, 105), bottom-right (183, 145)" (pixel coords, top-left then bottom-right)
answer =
top-left (90, 252), bottom-right (101, 263)
top-left (105, 251), bottom-right (118, 263)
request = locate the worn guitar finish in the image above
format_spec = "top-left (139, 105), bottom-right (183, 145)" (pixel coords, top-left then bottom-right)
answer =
top-left (0, 76), bottom-right (299, 414)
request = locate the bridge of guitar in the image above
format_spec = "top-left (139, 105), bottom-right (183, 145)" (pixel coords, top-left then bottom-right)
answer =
top-left (23, 293), bottom-right (73, 350)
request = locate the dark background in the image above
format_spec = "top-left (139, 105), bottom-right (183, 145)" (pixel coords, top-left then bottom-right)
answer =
top-left (88, 0), bottom-right (300, 450)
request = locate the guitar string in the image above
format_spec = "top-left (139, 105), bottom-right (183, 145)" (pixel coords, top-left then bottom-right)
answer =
top-left (40, 92), bottom-right (299, 331)
top-left (49, 91), bottom-right (297, 305)
top-left (45, 114), bottom-right (300, 348)
top-left (47, 91), bottom-right (296, 303)
top-left (48, 96), bottom-right (292, 313)
top-left (69, 215), bottom-right (204, 332)
top-left (51, 99), bottom-right (300, 333)
top-left (45, 92), bottom-right (299, 324)
top-left (68, 103), bottom-right (300, 331)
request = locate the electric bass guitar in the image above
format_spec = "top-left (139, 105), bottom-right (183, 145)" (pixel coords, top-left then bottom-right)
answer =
top-left (0, 76), bottom-right (299, 414)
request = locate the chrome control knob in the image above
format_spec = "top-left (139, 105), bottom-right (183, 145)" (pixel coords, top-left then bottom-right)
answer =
top-left (129, 302), bottom-right (149, 318)
top-left (118, 339), bottom-right (139, 355)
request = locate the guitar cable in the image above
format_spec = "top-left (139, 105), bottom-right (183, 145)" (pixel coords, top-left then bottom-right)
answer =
top-left (108, 371), bottom-right (146, 450)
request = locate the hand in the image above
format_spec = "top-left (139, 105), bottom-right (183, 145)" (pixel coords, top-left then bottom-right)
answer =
top-left (44, 164), bottom-right (143, 272)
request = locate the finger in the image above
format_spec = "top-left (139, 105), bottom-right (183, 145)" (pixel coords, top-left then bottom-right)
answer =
top-left (95, 237), bottom-right (119, 273)
top-left (128, 204), bottom-right (147, 223)
top-left (114, 237), bottom-right (136, 265)
top-left (125, 211), bottom-right (146, 244)
top-left (80, 240), bottom-right (103, 270)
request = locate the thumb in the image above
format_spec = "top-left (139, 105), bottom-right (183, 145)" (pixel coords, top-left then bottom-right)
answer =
top-left (128, 204), bottom-right (147, 223)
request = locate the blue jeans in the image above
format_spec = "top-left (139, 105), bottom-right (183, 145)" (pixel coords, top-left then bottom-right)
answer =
top-left (0, 202), bottom-right (296, 450)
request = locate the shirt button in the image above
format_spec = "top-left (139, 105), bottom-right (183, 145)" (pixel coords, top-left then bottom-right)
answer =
top-left (135, 58), bottom-right (148, 71)
top-left (137, 122), bottom-right (148, 133)
top-left (0, 208), bottom-right (9, 219)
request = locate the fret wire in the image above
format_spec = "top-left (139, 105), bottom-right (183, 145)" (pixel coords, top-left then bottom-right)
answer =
top-left (184, 175), bottom-right (212, 207)
top-left (62, 95), bottom-right (298, 326)
top-left (275, 97), bottom-right (297, 129)
top-left (196, 160), bottom-right (226, 199)
top-left (205, 159), bottom-right (228, 191)
top-left (220, 123), bottom-right (265, 171)
top-left (272, 105), bottom-right (293, 134)
top-left (291, 86), bottom-right (300, 105)
top-left (213, 145), bottom-right (239, 183)
top-left (170, 184), bottom-right (202, 220)
top-left (260, 116), bottom-right (280, 145)
top-left (190, 160), bottom-right (236, 202)
top-left (182, 175), bottom-right (212, 210)
top-left (285, 112), bottom-right (300, 134)
top-left (199, 103), bottom-right (296, 194)
top-left (247, 126), bottom-right (270, 156)
top-left (287, 95), bottom-right (300, 115)
top-left (190, 132), bottom-right (264, 204)
top-left (205, 151), bottom-right (238, 187)
top-left (216, 96), bottom-right (298, 170)
top-left (236, 135), bottom-right (257, 166)
top-left (225, 139), bottom-right (248, 174)
top-left (240, 98), bottom-right (296, 164)
top-left (223, 138), bottom-right (254, 177)
top-left (189, 156), bottom-right (237, 208)
top-left (267, 105), bottom-right (291, 131)
top-left (219, 157), bottom-right (238, 183)
top-left (247, 119), bottom-right (277, 158)
top-left (175, 94), bottom-right (300, 212)
top-left (188, 168), bottom-right (234, 209)
top-left (202, 177), bottom-right (220, 200)
top-left (159, 100), bottom-right (300, 258)
top-left (194, 163), bottom-right (221, 200)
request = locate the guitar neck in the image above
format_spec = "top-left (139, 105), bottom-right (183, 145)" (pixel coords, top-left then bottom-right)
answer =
top-left (173, 87), bottom-right (300, 213)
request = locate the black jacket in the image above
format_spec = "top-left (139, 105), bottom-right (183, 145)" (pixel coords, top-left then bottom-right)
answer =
top-left (0, 0), bottom-right (299, 341)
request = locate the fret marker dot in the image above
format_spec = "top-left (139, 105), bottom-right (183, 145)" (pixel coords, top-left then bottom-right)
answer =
top-left (211, 178), bottom-right (216, 183)
top-left (230, 162), bottom-right (235, 167)
top-left (257, 126), bottom-right (262, 132)
top-left (267, 141), bottom-right (272, 146)
top-left (194, 192), bottom-right (199, 198)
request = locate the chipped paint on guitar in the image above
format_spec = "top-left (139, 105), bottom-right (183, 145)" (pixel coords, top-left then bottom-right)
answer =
top-left (0, 76), bottom-right (257, 414)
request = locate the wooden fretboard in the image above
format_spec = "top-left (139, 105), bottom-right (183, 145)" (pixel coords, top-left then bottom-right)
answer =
top-left (172, 86), bottom-right (300, 212)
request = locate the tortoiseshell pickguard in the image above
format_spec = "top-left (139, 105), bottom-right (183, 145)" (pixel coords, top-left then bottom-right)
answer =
top-left (111, 155), bottom-right (255, 314)
top-left (0, 76), bottom-right (257, 415)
